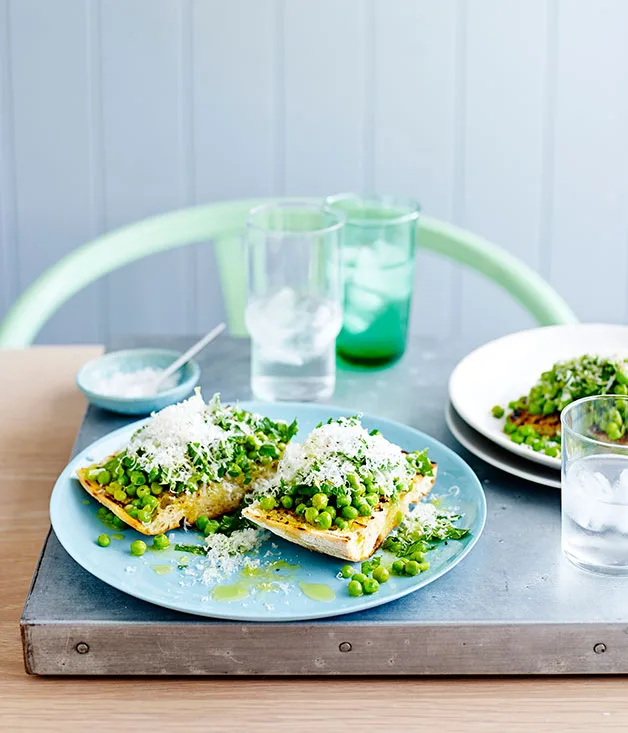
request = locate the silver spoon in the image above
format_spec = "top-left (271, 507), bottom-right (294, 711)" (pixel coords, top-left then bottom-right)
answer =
top-left (153, 322), bottom-right (226, 392)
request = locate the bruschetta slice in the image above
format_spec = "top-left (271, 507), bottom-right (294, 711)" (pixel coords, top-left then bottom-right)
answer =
top-left (242, 416), bottom-right (437, 561)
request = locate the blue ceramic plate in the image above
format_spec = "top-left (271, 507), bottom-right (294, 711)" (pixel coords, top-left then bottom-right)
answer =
top-left (50, 403), bottom-right (486, 621)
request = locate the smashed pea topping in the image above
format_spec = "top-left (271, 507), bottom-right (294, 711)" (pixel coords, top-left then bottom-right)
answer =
top-left (85, 391), bottom-right (297, 525)
top-left (251, 416), bottom-right (433, 531)
top-left (494, 355), bottom-right (628, 451)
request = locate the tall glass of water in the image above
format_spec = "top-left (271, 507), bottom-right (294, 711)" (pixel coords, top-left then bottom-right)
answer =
top-left (562, 395), bottom-right (628, 574)
top-left (245, 201), bottom-right (344, 402)
top-left (325, 194), bottom-right (419, 367)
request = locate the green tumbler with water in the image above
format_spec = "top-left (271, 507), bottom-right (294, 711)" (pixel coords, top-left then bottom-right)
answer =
top-left (325, 194), bottom-right (419, 367)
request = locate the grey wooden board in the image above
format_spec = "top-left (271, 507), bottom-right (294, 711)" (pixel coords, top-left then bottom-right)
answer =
top-left (22, 336), bottom-right (628, 676)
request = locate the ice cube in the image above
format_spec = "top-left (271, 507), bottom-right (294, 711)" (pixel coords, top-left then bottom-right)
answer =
top-left (564, 464), bottom-right (615, 531)
top-left (343, 284), bottom-right (385, 335)
top-left (351, 241), bottom-right (414, 301)
top-left (615, 469), bottom-right (628, 504)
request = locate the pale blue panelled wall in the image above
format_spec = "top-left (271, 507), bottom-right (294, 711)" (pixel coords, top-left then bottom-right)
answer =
top-left (0, 0), bottom-right (627, 346)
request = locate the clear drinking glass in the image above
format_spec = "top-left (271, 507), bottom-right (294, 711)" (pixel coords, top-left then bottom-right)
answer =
top-left (244, 201), bottom-right (344, 402)
top-left (562, 395), bottom-right (628, 574)
top-left (325, 193), bottom-right (420, 367)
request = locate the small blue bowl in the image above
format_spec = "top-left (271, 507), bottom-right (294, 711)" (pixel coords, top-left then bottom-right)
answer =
top-left (76, 348), bottom-right (201, 415)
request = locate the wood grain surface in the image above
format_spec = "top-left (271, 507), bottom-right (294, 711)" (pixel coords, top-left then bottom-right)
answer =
top-left (1, 347), bottom-right (627, 732)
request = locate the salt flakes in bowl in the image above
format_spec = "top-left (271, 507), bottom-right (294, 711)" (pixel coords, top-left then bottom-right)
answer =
top-left (76, 348), bottom-right (201, 415)
top-left (90, 367), bottom-right (178, 398)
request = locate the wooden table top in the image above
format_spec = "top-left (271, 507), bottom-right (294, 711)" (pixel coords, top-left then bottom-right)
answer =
top-left (1, 346), bottom-right (627, 732)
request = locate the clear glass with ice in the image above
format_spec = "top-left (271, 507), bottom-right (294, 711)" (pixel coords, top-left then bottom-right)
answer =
top-left (562, 395), bottom-right (628, 574)
top-left (325, 194), bottom-right (419, 367)
top-left (244, 202), bottom-right (343, 402)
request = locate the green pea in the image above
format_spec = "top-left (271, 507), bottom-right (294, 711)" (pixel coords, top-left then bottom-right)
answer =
top-left (347, 473), bottom-right (361, 491)
top-left (130, 471), bottom-right (146, 486)
top-left (348, 580), bottom-right (363, 597)
top-left (112, 516), bottom-right (127, 529)
top-left (410, 551), bottom-right (426, 562)
top-left (97, 534), bottom-right (110, 547)
top-left (116, 471), bottom-right (129, 486)
top-left (503, 420), bottom-right (517, 434)
top-left (245, 434), bottom-right (261, 450)
top-left (528, 402), bottom-right (542, 415)
top-left (148, 467), bottom-right (159, 483)
top-left (295, 503), bottom-right (307, 516)
top-left (342, 505), bottom-right (359, 520)
top-left (351, 573), bottom-right (367, 584)
top-left (280, 495), bottom-right (293, 509)
top-left (357, 503), bottom-right (372, 517)
top-left (137, 509), bottom-right (152, 524)
top-left (336, 494), bottom-right (351, 508)
top-left (96, 469), bottom-right (111, 486)
top-left (113, 489), bottom-right (127, 503)
top-left (532, 439), bottom-right (544, 452)
top-left (304, 507), bottom-right (319, 524)
top-left (196, 515), bottom-right (209, 532)
top-left (519, 425), bottom-right (537, 438)
top-left (334, 517), bottom-right (348, 530)
top-left (544, 444), bottom-right (559, 458)
top-left (325, 505), bottom-right (337, 521)
top-left (542, 400), bottom-right (557, 415)
top-left (417, 561), bottom-right (430, 573)
top-left (364, 493), bottom-right (379, 507)
top-left (130, 540), bottom-right (147, 556)
top-left (131, 498), bottom-right (142, 508)
top-left (491, 405), bottom-right (505, 419)
top-left (153, 534), bottom-right (170, 550)
top-left (97, 506), bottom-right (108, 518)
top-left (607, 423), bottom-right (623, 441)
top-left (363, 578), bottom-right (379, 595)
top-left (142, 494), bottom-right (159, 509)
top-left (392, 560), bottom-right (405, 575)
top-left (340, 564), bottom-right (354, 579)
top-left (150, 482), bottom-right (163, 495)
top-left (259, 496), bottom-right (276, 512)
top-left (511, 433), bottom-right (525, 444)
top-left (260, 455), bottom-right (273, 467)
top-left (404, 560), bottom-right (420, 576)
top-left (372, 566), bottom-right (389, 584)
top-left (136, 485), bottom-right (150, 499)
top-left (126, 507), bottom-right (139, 519)
top-left (316, 511), bottom-right (332, 530)
top-left (312, 493), bottom-right (328, 510)
top-left (125, 484), bottom-right (137, 497)
top-left (247, 450), bottom-right (259, 461)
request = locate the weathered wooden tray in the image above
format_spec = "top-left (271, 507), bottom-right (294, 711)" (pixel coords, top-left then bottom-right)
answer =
top-left (21, 337), bottom-right (628, 675)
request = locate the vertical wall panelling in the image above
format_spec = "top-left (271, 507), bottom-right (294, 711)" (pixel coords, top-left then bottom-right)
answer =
top-left (0, 0), bottom-right (17, 319)
top-left (459, 0), bottom-right (548, 345)
top-left (192, 0), bottom-right (279, 333)
top-left (550, 0), bottom-right (628, 324)
top-left (101, 0), bottom-right (189, 339)
top-left (283, 0), bottom-right (366, 195)
top-left (373, 0), bottom-right (458, 338)
top-left (8, 0), bottom-right (102, 343)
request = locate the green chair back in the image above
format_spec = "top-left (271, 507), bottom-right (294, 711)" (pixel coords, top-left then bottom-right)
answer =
top-left (0, 199), bottom-right (577, 348)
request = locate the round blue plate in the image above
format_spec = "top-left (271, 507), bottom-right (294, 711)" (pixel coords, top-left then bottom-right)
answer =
top-left (50, 403), bottom-right (486, 621)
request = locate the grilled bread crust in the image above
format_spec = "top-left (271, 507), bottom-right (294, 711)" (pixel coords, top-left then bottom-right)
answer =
top-left (242, 462), bottom-right (437, 562)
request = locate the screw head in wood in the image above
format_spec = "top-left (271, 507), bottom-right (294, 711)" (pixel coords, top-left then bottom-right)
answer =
top-left (593, 643), bottom-right (607, 654)
top-left (75, 642), bottom-right (90, 654)
top-left (339, 642), bottom-right (352, 653)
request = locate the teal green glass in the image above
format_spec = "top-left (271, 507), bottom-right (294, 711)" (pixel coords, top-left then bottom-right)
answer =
top-left (325, 194), bottom-right (420, 366)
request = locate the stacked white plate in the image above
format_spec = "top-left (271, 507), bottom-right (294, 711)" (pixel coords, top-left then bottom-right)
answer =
top-left (447, 324), bottom-right (628, 489)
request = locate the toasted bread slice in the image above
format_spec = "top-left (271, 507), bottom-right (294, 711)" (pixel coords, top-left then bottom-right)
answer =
top-left (508, 407), bottom-right (560, 437)
top-left (242, 462), bottom-right (437, 562)
top-left (77, 460), bottom-right (276, 536)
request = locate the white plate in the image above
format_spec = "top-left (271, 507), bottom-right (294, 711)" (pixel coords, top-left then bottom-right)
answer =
top-left (449, 324), bottom-right (628, 470)
top-left (445, 401), bottom-right (562, 489)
